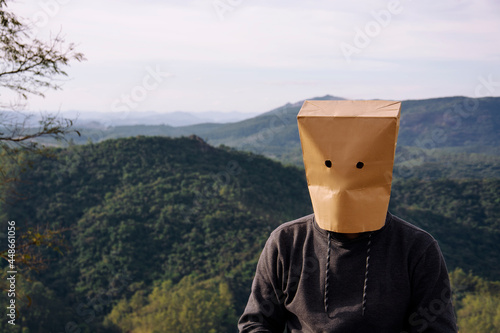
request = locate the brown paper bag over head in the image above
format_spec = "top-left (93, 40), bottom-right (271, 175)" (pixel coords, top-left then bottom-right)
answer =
top-left (297, 100), bottom-right (401, 233)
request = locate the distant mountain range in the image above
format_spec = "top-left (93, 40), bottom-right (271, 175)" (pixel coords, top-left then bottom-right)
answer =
top-left (68, 110), bottom-right (261, 127)
top-left (33, 94), bottom-right (500, 178)
top-left (1, 109), bottom-right (261, 128)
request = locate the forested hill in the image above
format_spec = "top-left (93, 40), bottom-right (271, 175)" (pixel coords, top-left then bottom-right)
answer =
top-left (1, 136), bottom-right (312, 332)
top-left (1, 136), bottom-right (499, 332)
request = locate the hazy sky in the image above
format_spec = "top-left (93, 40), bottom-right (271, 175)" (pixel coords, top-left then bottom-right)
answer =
top-left (7, 0), bottom-right (500, 114)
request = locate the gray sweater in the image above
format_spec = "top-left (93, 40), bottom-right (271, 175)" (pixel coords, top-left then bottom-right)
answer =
top-left (238, 212), bottom-right (457, 332)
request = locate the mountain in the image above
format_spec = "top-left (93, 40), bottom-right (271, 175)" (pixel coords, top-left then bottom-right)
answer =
top-left (39, 94), bottom-right (342, 147)
top-left (0, 109), bottom-right (260, 129)
top-left (0, 136), bottom-right (499, 332)
top-left (64, 95), bottom-right (500, 153)
top-left (0, 136), bottom-right (312, 332)
top-left (198, 95), bottom-right (500, 160)
top-left (65, 110), bottom-right (261, 127)
top-left (45, 95), bottom-right (500, 179)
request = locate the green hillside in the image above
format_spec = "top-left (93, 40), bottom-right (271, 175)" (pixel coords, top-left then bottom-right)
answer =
top-left (1, 136), bottom-right (499, 332)
top-left (0, 136), bottom-right (311, 332)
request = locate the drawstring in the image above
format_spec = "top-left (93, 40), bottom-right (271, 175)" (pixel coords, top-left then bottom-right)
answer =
top-left (324, 231), bottom-right (373, 316)
top-left (362, 233), bottom-right (372, 316)
top-left (324, 232), bottom-right (332, 313)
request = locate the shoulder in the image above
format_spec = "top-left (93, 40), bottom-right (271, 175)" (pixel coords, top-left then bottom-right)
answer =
top-left (263, 214), bottom-right (316, 251)
top-left (388, 213), bottom-right (437, 243)
top-left (272, 213), bottom-right (314, 234)
top-left (269, 214), bottom-right (315, 241)
top-left (386, 213), bottom-right (442, 261)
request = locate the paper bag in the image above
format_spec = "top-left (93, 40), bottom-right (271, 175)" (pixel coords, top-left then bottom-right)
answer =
top-left (297, 100), bottom-right (401, 233)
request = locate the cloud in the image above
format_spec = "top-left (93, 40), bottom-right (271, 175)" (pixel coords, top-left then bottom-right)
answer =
top-left (5, 0), bottom-right (500, 113)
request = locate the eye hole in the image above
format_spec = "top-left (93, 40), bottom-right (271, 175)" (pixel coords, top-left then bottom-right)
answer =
top-left (356, 162), bottom-right (364, 169)
top-left (325, 160), bottom-right (332, 168)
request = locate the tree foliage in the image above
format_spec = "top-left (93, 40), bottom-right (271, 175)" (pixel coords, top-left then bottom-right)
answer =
top-left (0, 0), bottom-right (85, 191)
top-left (1, 136), bottom-right (498, 332)
top-left (104, 275), bottom-right (238, 333)
top-left (0, 3), bottom-right (84, 331)
top-left (0, 0), bottom-right (84, 291)
top-left (0, 136), bottom-right (311, 332)
top-left (450, 268), bottom-right (500, 333)
top-left (0, 0), bottom-right (85, 106)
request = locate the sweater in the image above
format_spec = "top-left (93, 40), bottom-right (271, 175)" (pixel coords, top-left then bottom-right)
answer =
top-left (238, 212), bottom-right (457, 332)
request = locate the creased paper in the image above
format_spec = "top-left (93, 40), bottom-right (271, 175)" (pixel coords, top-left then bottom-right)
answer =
top-left (297, 100), bottom-right (401, 233)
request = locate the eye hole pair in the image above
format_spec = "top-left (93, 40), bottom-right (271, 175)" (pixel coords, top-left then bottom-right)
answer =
top-left (324, 160), bottom-right (364, 169)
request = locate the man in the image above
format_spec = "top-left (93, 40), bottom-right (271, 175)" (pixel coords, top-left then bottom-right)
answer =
top-left (238, 100), bottom-right (457, 332)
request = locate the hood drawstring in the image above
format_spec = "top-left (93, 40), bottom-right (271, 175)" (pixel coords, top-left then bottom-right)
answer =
top-left (362, 233), bottom-right (372, 316)
top-left (324, 232), bottom-right (332, 314)
top-left (324, 232), bottom-right (373, 317)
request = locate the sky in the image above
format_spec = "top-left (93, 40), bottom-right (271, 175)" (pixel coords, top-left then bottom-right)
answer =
top-left (6, 0), bottom-right (500, 114)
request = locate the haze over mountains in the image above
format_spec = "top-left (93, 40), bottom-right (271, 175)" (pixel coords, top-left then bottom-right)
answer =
top-left (42, 94), bottom-right (499, 178)
top-left (67, 110), bottom-right (261, 127)
top-left (63, 94), bottom-right (499, 148)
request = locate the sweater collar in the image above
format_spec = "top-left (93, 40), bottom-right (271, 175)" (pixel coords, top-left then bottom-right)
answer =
top-left (313, 211), bottom-right (392, 245)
